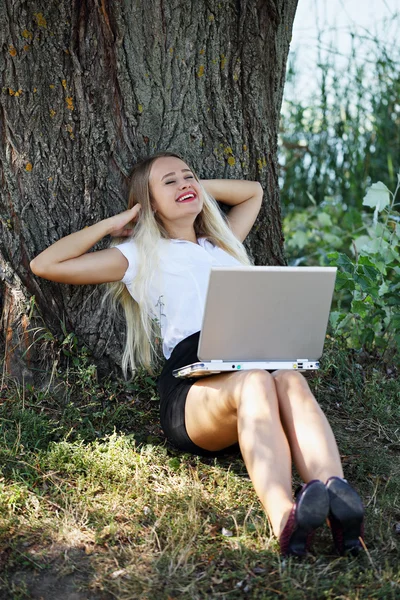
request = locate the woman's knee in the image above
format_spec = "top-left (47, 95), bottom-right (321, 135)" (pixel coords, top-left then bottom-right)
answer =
top-left (273, 369), bottom-right (310, 392)
top-left (273, 370), bottom-right (319, 409)
top-left (240, 368), bottom-right (276, 390)
top-left (236, 369), bottom-right (278, 411)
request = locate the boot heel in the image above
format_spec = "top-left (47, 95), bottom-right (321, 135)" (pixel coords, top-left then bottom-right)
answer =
top-left (280, 480), bottom-right (329, 557)
top-left (326, 476), bottom-right (364, 556)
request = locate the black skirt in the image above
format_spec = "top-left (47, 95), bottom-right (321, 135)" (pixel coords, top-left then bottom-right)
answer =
top-left (157, 331), bottom-right (240, 457)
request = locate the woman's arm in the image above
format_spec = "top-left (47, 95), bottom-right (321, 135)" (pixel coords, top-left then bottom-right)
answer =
top-left (201, 179), bottom-right (263, 242)
top-left (30, 205), bottom-right (141, 285)
top-left (200, 179), bottom-right (262, 206)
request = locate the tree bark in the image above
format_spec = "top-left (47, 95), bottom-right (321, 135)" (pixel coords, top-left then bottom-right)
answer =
top-left (0, 0), bottom-right (298, 381)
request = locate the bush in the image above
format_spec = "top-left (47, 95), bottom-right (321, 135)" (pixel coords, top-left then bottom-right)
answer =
top-left (284, 177), bottom-right (400, 363)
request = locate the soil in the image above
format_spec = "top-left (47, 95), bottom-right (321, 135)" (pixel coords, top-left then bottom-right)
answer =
top-left (0, 547), bottom-right (113, 600)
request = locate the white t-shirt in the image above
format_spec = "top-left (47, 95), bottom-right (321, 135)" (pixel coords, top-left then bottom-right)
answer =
top-left (114, 237), bottom-right (242, 359)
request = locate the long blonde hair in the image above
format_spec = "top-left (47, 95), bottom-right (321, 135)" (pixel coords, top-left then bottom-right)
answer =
top-left (103, 151), bottom-right (252, 378)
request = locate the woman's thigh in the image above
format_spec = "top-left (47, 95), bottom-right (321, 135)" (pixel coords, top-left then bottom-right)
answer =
top-left (184, 369), bottom-right (275, 452)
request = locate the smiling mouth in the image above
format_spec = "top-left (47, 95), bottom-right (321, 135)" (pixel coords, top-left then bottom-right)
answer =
top-left (176, 192), bottom-right (197, 203)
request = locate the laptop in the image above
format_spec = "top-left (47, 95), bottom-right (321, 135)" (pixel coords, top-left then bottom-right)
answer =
top-left (172, 266), bottom-right (337, 378)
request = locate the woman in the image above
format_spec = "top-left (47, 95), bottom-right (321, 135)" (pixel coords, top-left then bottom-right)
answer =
top-left (30, 151), bottom-right (365, 557)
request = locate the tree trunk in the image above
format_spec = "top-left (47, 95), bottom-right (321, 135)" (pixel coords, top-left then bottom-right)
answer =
top-left (0, 0), bottom-right (298, 381)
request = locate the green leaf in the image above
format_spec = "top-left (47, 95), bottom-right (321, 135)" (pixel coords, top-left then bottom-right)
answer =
top-left (353, 273), bottom-right (373, 289)
top-left (327, 252), bottom-right (354, 273)
top-left (327, 251), bottom-right (339, 262)
top-left (358, 255), bottom-right (378, 267)
top-left (343, 207), bottom-right (363, 230)
top-left (336, 313), bottom-right (354, 331)
top-left (360, 328), bottom-right (375, 347)
top-left (168, 457), bottom-right (181, 471)
top-left (362, 182), bottom-right (391, 212)
top-left (391, 314), bottom-right (400, 330)
top-left (329, 311), bottom-right (346, 329)
top-left (378, 282), bottom-right (389, 296)
top-left (317, 212), bottom-right (333, 228)
top-left (353, 273), bottom-right (378, 296)
top-left (336, 272), bottom-right (355, 291)
top-left (290, 230), bottom-right (309, 249)
top-left (383, 246), bottom-right (400, 264)
top-left (374, 337), bottom-right (388, 349)
top-left (358, 254), bottom-right (387, 274)
top-left (362, 265), bottom-right (380, 279)
top-left (386, 295), bottom-right (400, 306)
top-left (389, 234), bottom-right (399, 249)
top-left (366, 223), bottom-right (385, 239)
top-left (388, 280), bottom-right (400, 292)
top-left (353, 236), bottom-right (372, 253)
top-left (346, 332), bottom-right (362, 350)
top-left (324, 233), bottom-right (343, 247)
top-left (360, 238), bottom-right (381, 255)
top-left (351, 300), bottom-right (369, 318)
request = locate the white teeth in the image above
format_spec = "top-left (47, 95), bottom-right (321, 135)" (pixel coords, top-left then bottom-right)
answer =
top-left (177, 193), bottom-right (195, 202)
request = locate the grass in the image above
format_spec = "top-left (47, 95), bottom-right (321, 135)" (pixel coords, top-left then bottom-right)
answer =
top-left (0, 337), bottom-right (399, 599)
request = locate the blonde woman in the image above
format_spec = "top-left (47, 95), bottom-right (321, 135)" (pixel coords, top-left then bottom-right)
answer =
top-left (30, 151), bottom-right (364, 557)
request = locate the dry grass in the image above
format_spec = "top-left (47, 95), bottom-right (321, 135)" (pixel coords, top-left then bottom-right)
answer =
top-left (0, 337), bottom-right (399, 599)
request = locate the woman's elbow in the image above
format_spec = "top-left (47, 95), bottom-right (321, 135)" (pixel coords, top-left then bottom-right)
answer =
top-left (30, 257), bottom-right (46, 277)
top-left (255, 182), bottom-right (263, 197)
top-left (30, 258), bottom-right (38, 274)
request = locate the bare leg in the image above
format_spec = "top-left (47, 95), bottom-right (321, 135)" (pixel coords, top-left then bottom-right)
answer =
top-left (185, 370), bottom-right (294, 536)
top-left (272, 370), bottom-right (343, 482)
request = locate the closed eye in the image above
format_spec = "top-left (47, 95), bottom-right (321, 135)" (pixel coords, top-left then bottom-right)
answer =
top-left (165, 176), bottom-right (194, 184)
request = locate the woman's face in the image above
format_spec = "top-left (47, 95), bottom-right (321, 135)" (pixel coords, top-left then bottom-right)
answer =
top-left (148, 157), bottom-right (203, 225)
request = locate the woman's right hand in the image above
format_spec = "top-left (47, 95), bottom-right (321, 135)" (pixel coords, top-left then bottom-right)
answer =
top-left (106, 204), bottom-right (142, 237)
top-left (30, 204), bottom-right (143, 285)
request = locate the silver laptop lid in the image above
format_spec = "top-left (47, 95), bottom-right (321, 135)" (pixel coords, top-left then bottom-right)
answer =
top-left (198, 266), bottom-right (337, 361)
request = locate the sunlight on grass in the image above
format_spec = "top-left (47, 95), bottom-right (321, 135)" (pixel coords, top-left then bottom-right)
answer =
top-left (0, 337), bottom-right (399, 598)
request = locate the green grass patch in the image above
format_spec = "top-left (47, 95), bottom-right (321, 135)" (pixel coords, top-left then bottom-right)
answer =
top-left (0, 340), bottom-right (399, 599)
